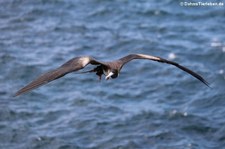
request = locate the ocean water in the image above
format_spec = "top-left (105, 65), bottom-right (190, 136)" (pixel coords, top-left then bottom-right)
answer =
top-left (1, 0), bottom-right (225, 148)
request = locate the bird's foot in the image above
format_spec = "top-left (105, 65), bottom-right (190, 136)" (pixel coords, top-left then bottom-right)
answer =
top-left (98, 75), bottom-right (102, 81)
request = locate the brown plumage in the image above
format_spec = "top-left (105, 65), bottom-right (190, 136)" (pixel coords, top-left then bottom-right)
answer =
top-left (14, 53), bottom-right (209, 96)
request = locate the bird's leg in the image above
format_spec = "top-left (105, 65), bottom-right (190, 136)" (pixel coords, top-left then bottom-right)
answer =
top-left (96, 70), bottom-right (103, 81)
top-left (98, 74), bottom-right (102, 81)
top-left (94, 66), bottom-right (103, 81)
top-left (80, 65), bottom-right (104, 81)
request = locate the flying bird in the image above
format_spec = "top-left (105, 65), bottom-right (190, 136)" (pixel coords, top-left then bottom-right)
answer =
top-left (14, 53), bottom-right (209, 96)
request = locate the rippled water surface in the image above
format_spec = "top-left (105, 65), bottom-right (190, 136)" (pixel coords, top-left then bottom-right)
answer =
top-left (1, 0), bottom-right (225, 149)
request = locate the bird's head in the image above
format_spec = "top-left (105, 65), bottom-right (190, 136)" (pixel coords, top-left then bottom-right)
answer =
top-left (105, 69), bottom-right (119, 80)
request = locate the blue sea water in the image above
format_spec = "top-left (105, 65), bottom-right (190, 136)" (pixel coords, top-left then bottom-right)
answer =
top-left (0, 0), bottom-right (225, 148)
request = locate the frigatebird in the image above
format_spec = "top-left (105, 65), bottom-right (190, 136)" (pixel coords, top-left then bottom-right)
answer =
top-left (14, 53), bottom-right (209, 96)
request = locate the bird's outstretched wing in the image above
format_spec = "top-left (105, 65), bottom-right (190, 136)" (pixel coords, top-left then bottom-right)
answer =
top-left (14, 56), bottom-right (104, 96)
top-left (118, 53), bottom-right (209, 87)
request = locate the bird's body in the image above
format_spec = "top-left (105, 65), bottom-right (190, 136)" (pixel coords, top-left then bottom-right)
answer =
top-left (14, 53), bottom-right (209, 96)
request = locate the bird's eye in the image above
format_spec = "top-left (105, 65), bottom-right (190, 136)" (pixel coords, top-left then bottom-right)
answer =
top-left (111, 73), bottom-right (118, 79)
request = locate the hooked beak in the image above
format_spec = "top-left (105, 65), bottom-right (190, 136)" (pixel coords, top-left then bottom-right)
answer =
top-left (105, 72), bottom-right (114, 80)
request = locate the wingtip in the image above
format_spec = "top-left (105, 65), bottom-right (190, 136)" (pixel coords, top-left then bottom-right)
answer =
top-left (200, 78), bottom-right (211, 88)
top-left (204, 81), bottom-right (211, 88)
top-left (13, 92), bottom-right (20, 97)
top-left (13, 89), bottom-right (25, 97)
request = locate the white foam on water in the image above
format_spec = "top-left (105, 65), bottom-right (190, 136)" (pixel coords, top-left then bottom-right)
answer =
top-left (168, 53), bottom-right (176, 60)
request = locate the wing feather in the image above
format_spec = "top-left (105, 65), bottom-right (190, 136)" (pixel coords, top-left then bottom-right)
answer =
top-left (14, 56), bottom-right (103, 96)
top-left (119, 53), bottom-right (209, 87)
